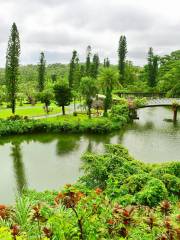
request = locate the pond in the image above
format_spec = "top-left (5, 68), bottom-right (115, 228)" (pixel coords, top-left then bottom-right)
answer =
top-left (1, 107), bottom-right (180, 204)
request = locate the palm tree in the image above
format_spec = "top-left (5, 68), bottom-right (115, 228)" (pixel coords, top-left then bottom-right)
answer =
top-left (99, 68), bottom-right (119, 116)
top-left (80, 77), bottom-right (98, 118)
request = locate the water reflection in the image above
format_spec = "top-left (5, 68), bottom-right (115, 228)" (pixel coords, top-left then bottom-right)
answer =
top-left (56, 135), bottom-right (80, 156)
top-left (0, 107), bottom-right (180, 204)
top-left (11, 142), bottom-right (27, 194)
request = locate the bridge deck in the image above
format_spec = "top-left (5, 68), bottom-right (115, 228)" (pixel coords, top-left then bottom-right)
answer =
top-left (136, 98), bottom-right (180, 109)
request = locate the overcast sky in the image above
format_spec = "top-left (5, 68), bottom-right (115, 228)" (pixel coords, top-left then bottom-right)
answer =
top-left (0, 0), bottom-right (180, 66)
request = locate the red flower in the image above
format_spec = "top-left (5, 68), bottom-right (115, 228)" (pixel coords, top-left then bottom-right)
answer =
top-left (11, 225), bottom-right (20, 237)
top-left (54, 192), bottom-right (64, 205)
top-left (43, 227), bottom-right (53, 237)
top-left (176, 214), bottom-right (180, 222)
top-left (0, 205), bottom-right (9, 219)
top-left (95, 188), bottom-right (103, 195)
top-left (107, 219), bottom-right (115, 225)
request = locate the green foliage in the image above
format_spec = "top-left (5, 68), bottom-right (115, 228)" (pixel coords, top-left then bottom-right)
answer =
top-left (80, 77), bottom-right (98, 118)
top-left (0, 144), bottom-right (179, 239)
top-left (99, 68), bottom-right (119, 116)
top-left (118, 35), bottom-right (127, 85)
top-left (68, 50), bottom-right (79, 88)
top-left (110, 103), bottom-right (129, 122)
top-left (5, 22), bottom-right (21, 114)
top-left (85, 45), bottom-right (91, 76)
top-left (157, 50), bottom-right (180, 96)
top-left (91, 53), bottom-right (99, 79)
top-left (53, 82), bottom-right (71, 115)
top-left (38, 89), bottom-right (54, 113)
top-left (0, 227), bottom-right (13, 240)
top-left (103, 57), bottom-right (110, 68)
top-left (160, 174), bottom-right (180, 195)
top-left (38, 52), bottom-right (46, 92)
top-left (135, 178), bottom-right (168, 206)
top-left (147, 47), bottom-right (159, 88)
top-left (0, 112), bottom-right (129, 136)
top-left (150, 162), bottom-right (180, 178)
top-left (132, 97), bottom-right (147, 107)
top-left (81, 144), bottom-right (180, 206)
top-left (0, 185), bottom-right (179, 239)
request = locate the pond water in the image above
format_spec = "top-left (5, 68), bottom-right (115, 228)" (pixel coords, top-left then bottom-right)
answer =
top-left (0, 107), bottom-right (180, 204)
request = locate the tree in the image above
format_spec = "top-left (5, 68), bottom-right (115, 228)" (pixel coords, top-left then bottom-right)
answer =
top-left (38, 89), bottom-right (53, 114)
top-left (91, 54), bottom-right (100, 78)
top-left (38, 52), bottom-right (46, 92)
top-left (104, 58), bottom-right (110, 68)
top-left (68, 50), bottom-right (78, 88)
top-left (157, 50), bottom-right (180, 95)
top-left (118, 35), bottom-right (127, 85)
top-left (51, 73), bottom-right (57, 82)
top-left (11, 142), bottom-right (27, 194)
top-left (5, 22), bottom-right (20, 114)
top-left (53, 82), bottom-right (71, 115)
top-left (147, 47), bottom-right (158, 88)
top-left (86, 46), bottom-right (91, 76)
top-left (99, 68), bottom-right (119, 116)
top-left (80, 77), bottom-right (98, 118)
top-left (0, 85), bottom-right (7, 107)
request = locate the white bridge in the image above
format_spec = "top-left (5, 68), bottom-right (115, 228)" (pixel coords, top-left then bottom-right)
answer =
top-left (137, 98), bottom-right (180, 108)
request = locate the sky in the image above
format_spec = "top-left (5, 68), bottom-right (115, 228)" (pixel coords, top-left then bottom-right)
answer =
top-left (0, 0), bottom-right (180, 67)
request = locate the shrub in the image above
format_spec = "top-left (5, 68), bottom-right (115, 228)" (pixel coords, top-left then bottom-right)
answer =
top-left (73, 111), bottom-right (78, 116)
top-left (160, 174), bottom-right (180, 195)
top-left (110, 104), bottom-right (129, 122)
top-left (121, 173), bottom-right (151, 194)
top-left (135, 178), bottom-right (168, 206)
top-left (0, 113), bottom-right (129, 136)
top-left (81, 145), bottom-right (146, 189)
top-left (151, 162), bottom-right (180, 178)
top-left (7, 115), bottom-right (24, 120)
top-left (81, 145), bottom-right (179, 206)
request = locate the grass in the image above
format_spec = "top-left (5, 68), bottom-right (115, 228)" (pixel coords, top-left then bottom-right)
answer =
top-left (0, 103), bottom-right (63, 119)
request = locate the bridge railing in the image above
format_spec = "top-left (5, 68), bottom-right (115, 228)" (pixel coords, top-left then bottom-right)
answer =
top-left (116, 92), bottom-right (166, 99)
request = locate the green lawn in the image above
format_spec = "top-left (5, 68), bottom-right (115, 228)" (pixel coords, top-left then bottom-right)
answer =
top-left (0, 103), bottom-right (63, 119)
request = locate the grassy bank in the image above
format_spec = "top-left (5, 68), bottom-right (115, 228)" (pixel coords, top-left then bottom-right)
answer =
top-left (0, 145), bottom-right (179, 239)
top-left (0, 103), bottom-right (62, 119)
top-left (0, 104), bottom-right (130, 136)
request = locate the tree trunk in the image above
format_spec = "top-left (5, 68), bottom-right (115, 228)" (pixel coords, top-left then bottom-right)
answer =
top-left (103, 109), bottom-right (108, 117)
top-left (173, 107), bottom-right (177, 122)
top-left (45, 103), bottom-right (49, 114)
top-left (88, 106), bottom-right (91, 118)
top-left (62, 105), bottom-right (65, 115)
top-left (12, 99), bottom-right (15, 114)
top-left (74, 97), bottom-right (76, 112)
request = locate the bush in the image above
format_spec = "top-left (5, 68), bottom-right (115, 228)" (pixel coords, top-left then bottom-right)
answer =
top-left (110, 104), bottom-right (129, 122)
top-left (81, 144), bottom-right (146, 189)
top-left (121, 173), bottom-right (151, 194)
top-left (151, 162), bottom-right (180, 178)
top-left (80, 144), bottom-right (180, 206)
top-left (73, 111), bottom-right (78, 116)
top-left (7, 115), bottom-right (24, 120)
top-left (135, 178), bottom-right (168, 206)
top-left (160, 174), bottom-right (180, 195)
top-left (0, 112), bottom-right (129, 136)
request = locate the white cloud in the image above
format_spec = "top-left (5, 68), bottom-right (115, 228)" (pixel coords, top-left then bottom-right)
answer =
top-left (0, 0), bottom-right (180, 66)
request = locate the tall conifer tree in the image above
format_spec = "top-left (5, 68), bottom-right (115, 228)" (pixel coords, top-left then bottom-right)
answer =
top-left (86, 45), bottom-right (91, 76)
top-left (147, 47), bottom-right (158, 87)
top-left (68, 50), bottom-right (78, 88)
top-left (38, 52), bottom-right (46, 92)
top-left (118, 35), bottom-right (127, 85)
top-left (91, 53), bottom-right (100, 78)
top-left (5, 22), bottom-right (20, 114)
top-left (104, 58), bottom-right (110, 68)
